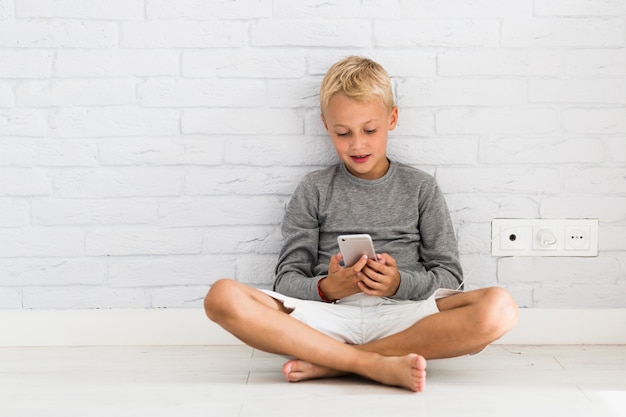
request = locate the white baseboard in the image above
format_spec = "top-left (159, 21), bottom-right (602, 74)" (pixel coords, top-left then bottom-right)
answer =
top-left (1, 308), bottom-right (625, 347)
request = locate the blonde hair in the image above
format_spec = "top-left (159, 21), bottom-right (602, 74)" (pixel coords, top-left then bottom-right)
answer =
top-left (319, 56), bottom-right (394, 113)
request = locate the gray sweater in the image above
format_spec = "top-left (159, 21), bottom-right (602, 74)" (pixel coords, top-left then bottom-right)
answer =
top-left (273, 160), bottom-right (463, 301)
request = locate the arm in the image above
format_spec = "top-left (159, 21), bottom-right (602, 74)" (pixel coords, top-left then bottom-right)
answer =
top-left (393, 181), bottom-right (463, 300)
top-left (273, 179), bottom-right (326, 301)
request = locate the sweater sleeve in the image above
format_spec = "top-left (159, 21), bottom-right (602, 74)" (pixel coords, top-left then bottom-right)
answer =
top-left (273, 178), bottom-right (327, 301)
top-left (392, 181), bottom-right (464, 300)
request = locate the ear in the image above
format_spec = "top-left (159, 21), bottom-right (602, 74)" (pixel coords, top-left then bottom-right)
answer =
top-left (321, 113), bottom-right (329, 132)
top-left (388, 106), bottom-right (399, 131)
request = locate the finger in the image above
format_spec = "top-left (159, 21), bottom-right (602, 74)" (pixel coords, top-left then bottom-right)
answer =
top-left (329, 253), bottom-right (343, 273)
top-left (350, 254), bottom-right (369, 272)
top-left (379, 253), bottom-right (397, 268)
top-left (358, 280), bottom-right (383, 296)
top-left (365, 259), bottom-right (389, 276)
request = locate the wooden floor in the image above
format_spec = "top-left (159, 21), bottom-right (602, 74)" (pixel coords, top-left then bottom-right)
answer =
top-left (1, 345), bottom-right (625, 417)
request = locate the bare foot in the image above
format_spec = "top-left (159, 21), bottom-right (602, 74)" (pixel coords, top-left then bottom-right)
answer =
top-left (282, 359), bottom-right (346, 382)
top-left (364, 354), bottom-right (427, 392)
top-left (282, 354), bottom-right (427, 392)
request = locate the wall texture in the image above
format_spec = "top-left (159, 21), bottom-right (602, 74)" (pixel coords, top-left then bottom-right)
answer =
top-left (0, 0), bottom-right (624, 309)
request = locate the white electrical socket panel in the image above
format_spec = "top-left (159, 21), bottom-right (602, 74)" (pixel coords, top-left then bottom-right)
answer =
top-left (491, 218), bottom-right (598, 257)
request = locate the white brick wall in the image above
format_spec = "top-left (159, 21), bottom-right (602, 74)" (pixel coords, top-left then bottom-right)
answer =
top-left (0, 0), bottom-right (624, 309)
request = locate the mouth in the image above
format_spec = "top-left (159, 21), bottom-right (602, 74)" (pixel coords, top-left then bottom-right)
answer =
top-left (350, 154), bottom-right (371, 163)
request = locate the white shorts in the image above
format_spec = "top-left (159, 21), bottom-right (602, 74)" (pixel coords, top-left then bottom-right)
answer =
top-left (261, 288), bottom-right (460, 346)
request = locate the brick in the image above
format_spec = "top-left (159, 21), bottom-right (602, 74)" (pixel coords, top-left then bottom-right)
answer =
top-left (251, 20), bottom-right (371, 47)
top-left (16, 0), bottom-right (143, 19)
top-left (375, 20), bottom-right (500, 47)
top-left (32, 199), bottom-right (157, 226)
top-left (358, 0), bottom-right (401, 18)
top-left (502, 18), bottom-right (624, 47)
top-left (0, 289), bottom-right (22, 309)
top-left (398, 78), bottom-right (526, 107)
top-left (22, 287), bottom-right (151, 309)
top-left (0, 229), bottom-right (84, 257)
top-left (606, 138), bottom-right (626, 163)
top-left (307, 50), bottom-right (437, 77)
top-left (458, 254), bottom-right (498, 289)
top-left (53, 168), bottom-right (182, 198)
top-left (98, 137), bottom-right (224, 166)
top-left (235, 254), bottom-right (277, 286)
top-left (56, 50), bottom-right (179, 78)
top-left (268, 79), bottom-right (320, 108)
top-left (600, 225), bottom-right (626, 251)
top-left (387, 138), bottom-right (478, 165)
top-left (0, 139), bottom-right (97, 166)
top-left (563, 108), bottom-right (626, 134)
top-left (17, 80), bottom-right (136, 107)
top-left (0, 258), bottom-right (106, 285)
top-left (0, 0), bottom-right (13, 18)
top-left (0, 109), bottom-right (48, 137)
top-left (533, 284), bottom-right (626, 308)
top-left (446, 194), bottom-right (538, 224)
top-left (530, 79), bottom-right (626, 104)
top-left (158, 196), bottom-right (286, 227)
top-left (498, 256), bottom-right (620, 285)
top-left (109, 255), bottom-right (237, 287)
top-left (138, 78), bottom-right (266, 107)
top-left (436, 107), bottom-right (558, 135)
top-left (50, 108), bottom-right (180, 138)
top-left (563, 168), bottom-right (626, 194)
top-left (438, 49), bottom-right (561, 76)
top-left (182, 108), bottom-right (303, 135)
top-left (0, 20), bottom-right (117, 48)
top-left (147, 0), bottom-right (271, 19)
top-left (391, 109), bottom-right (436, 137)
top-left (121, 21), bottom-right (247, 48)
top-left (150, 286), bottom-right (209, 309)
top-left (535, 0), bottom-right (626, 16)
top-left (0, 168), bottom-right (50, 196)
top-left (185, 166), bottom-right (308, 196)
top-left (480, 137), bottom-right (604, 164)
top-left (305, 110), bottom-right (334, 136)
top-left (184, 49), bottom-right (305, 78)
top-left (224, 136), bottom-right (337, 167)
top-left (541, 196), bottom-right (626, 222)
top-left (456, 222), bottom-right (492, 254)
top-left (565, 49), bottom-right (626, 77)
top-left (0, 199), bottom-right (29, 227)
top-left (437, 167), bottom-right (561, 194)
top-left (86, 229), bottom-right (204, 256)
top-left (0, 82), bottom-right (12, 107)
top-left (202, 226), bottom-right (282, 255)
top-left (0, 50), bottom-right (53, 78)
top-left (272, 0), bottom-right (360, 18)
top-left (400, 0), bottom-right (532, 17)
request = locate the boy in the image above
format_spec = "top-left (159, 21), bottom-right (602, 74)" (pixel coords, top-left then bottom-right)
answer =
top-left (204, 56), bottom-right (517, 392)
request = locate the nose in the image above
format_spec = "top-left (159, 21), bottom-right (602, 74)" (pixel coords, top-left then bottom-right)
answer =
top-left (349, 132), bottom-right (366, 150)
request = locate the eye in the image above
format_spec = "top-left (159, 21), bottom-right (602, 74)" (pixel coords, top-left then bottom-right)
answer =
top-left (365, 129), bottom-right (377, 134)
top-left (336, 131), bottom-right (350, 137)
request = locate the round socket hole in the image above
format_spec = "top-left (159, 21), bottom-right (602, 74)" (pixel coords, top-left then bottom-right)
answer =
top-left (509, 233), bottom-right (517, 242)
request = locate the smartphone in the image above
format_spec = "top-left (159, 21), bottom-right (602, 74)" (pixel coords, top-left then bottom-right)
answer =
top-left (337, 234), bottom-right (377, 267)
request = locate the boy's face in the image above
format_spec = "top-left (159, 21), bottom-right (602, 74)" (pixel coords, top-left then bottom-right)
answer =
top-left (322, 95), bottom-right (398, 181)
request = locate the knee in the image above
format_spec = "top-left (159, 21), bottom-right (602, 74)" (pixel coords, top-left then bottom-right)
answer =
top-left (479, 287), bottom-right (518, 338)
top-left (204, 278), bottom-right (238, 322)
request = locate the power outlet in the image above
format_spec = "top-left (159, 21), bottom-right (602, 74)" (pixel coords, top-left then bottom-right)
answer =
top-left (499, 225), bottom-right (531, 251)
top-left (565, 225), bottom-right (591, 250)
top-left (492, 218), bottom-right (598, 257)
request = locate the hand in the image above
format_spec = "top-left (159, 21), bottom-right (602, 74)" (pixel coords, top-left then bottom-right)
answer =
top-left (320, 253), bottom-right (369, 301)
top-left (357, 253), bottom-right (401, 297)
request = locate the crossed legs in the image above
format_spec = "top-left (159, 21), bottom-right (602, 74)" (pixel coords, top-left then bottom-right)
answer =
top-left (204, 279), bottom-right (517, 392)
